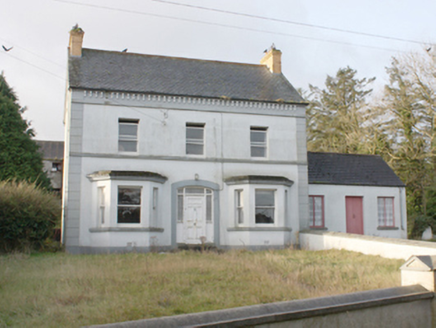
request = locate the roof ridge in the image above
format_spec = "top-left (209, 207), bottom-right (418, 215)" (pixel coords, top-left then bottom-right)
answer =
top-left (81, 48), bottom-right (266, 68)
top-left (308, 151), bottom-right (381, 158)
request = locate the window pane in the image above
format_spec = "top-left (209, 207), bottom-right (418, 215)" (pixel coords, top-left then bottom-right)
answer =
top-left (314, 197), bottom-right (323, 226)
top-left (151, 188), bottom-right (158, 228)
top-left (117, 206), bottom-right (140, 223)
top-left (98, 187), bottom-right (105, 224)
top-left (118, 188), bottom-right (141, 205)
top-left (309, 196), bottom-right (324, 227)
top-left (119, 123), bottom-right (138, 137)
top-left (377, 198), bottom-right (384, 225)
top-left (186, 127), bottom-right (204, 139)
top-left (237, 208), bottom-right (244, 224)
top-left (378, 197), bottom-right (394, 226)
top-left (250, 130), bottom-right (266, 143)
top-left (251, 146), bottom-right (266, 157)
top-left (100, 208), bottom-right (105, 224)
top-left (255, 208), bottom-right (274, 224)
top-left (256, 190), bottom-right (274, 206)
top-left (177, 195), bottom-right (184, 222)
top-left (309, 197), bottom-right (313, 217)
top-left (206, 195), bottom-right (212, 222)
top-left (386, 199), bottom-right (393, 225)
top-left (185, 187), bottom-right (205, 194)
top-left (186, 143), bottom-right (203, 155)
top-left (236, 190), bottom-right (242, 207)
top-left (118, 140), bottom-right (137, 152)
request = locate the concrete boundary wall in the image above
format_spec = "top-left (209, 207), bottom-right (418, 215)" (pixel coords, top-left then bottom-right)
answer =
top-left (300, 230), bottom-right (436, 260)
top-left (90, 285), bottom-right (433, 328)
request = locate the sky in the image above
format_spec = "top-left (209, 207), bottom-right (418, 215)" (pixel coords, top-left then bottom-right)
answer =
top-left (1, 0), bottom-right (435, 141)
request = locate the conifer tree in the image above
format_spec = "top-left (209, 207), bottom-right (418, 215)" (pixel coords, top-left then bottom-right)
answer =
top-left (0, 73), bottom-right (50, 189)
top-left (306, 67), bottom-right (376, 154)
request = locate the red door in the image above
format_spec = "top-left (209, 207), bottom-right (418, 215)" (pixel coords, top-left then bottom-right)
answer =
top-left (346, 196), bottom-right (363, 235)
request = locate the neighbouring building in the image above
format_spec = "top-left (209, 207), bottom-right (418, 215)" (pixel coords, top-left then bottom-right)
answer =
top-left (36, 140), bottom-right (64, 193)
top-left (308, 152), bottom-right (407, 238)
top-left (62, 28), bottom-right (407, 253)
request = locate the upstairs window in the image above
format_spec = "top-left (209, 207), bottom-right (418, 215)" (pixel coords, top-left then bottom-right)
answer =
top-left (378, 197), bottom-right (394, 227)
top-left (118, 119), bottom-right (138, 152)
top-left (309, 195), bottom-right (324, 228)
top-left (186, 123), bottom-right (205, 155)
top-left (117, 187), bottom-right (141, 223)
top-left (255, 189), bottom-right (275, 224)
top-left (250, 127), bottom-right (267, 158)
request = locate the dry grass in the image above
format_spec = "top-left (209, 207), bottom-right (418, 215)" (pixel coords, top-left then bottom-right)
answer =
top-left (0, 249), bottom-right (403, 327)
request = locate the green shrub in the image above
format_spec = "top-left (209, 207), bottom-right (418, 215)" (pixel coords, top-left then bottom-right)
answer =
top-left (0, 180), bottom-right (61, 252)
top-left (408, 214), bottom-right (436, 239)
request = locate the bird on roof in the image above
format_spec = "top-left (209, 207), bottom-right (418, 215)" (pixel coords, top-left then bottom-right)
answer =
top-left (2, 45), bottom-right (13, 52)
top-left (122, 48), bottom-right (128, 52)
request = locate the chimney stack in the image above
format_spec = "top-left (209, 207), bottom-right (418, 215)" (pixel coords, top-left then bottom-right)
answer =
top-left (69, 24), bottom-right (84, 57)
top-left (260, 44), bottom-right (282, 74)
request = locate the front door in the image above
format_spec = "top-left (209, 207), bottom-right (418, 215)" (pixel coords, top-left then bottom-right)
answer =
top-left (346, 196), bottom-right (364, 235)
top-left (184, 196), bottom-right (206, 244)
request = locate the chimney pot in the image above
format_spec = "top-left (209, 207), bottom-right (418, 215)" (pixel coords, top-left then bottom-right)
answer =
top-left (69, 25), bottom-right (85, 57)
top-left (260, 44), bottom-right (282, 74)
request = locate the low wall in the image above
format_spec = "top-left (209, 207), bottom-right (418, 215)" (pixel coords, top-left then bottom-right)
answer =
top-left (300, 230), bottom-right (436, 260)
top-left (90, 285), bottom-right (433, 328)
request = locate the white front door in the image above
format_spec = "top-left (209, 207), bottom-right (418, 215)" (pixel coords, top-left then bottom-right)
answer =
top-left (184, 196), bottom-right (206, 244)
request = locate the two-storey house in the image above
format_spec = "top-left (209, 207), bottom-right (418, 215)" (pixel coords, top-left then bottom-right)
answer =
top-left (62, 29), bottom-right (309, 253)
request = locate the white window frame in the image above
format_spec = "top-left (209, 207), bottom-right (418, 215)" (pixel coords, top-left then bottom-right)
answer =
top-left (117, 186), bottom-right (142, 224)
top-left (186, 123), bottom-right (205, 155)
top-left (118, 119), bottom-right (139, 153)
top-left (250, 127), bottom-right (268, 158)
top-left (309, 195), bottom-right (325, 228)
top-left (378, 197), bottom-right (395, 227)
top-left (255, 189), bottom-right (275, 224)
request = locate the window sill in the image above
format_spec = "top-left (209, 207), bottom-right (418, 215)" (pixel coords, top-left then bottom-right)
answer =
top-left (118, 151), bottom-right (139, 156)
top-left (310, 227), bottom-right (328, 231)
top-left (89, 227), bottom-right (164, 233)
top-left (250, 157), bottom-right (269, 162)
top-left (227, 227), bottom-right (292, 232)
top-left (377, 226), bottom-right (399, 231)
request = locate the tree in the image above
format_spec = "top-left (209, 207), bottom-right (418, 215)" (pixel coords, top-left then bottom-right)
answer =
top-left (378, 51), bottom-right (436, 235)
top-left (0, 73), bottom-right (50, 189)
top-left (306, 67), bottom-right (377, 154)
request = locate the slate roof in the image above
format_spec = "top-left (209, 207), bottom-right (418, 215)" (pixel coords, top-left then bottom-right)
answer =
top-left (308, 152), bottom-right (405, 187)
top-left (36, 141), bottom-right (64, 160)
top-left (68, 49), bottom-right (304, 104)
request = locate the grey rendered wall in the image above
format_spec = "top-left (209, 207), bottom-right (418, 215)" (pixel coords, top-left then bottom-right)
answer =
top-left (296, 117), bottom-right (309, 231)
top-left (63, 94), bottom-right (84, 250)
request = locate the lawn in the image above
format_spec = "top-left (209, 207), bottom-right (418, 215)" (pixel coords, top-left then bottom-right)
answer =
top-left (0, 249), bottom-right (403, 327)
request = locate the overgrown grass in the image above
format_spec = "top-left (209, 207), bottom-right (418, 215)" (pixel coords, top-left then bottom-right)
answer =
top-left (0, 249), bottom-right (403, 327)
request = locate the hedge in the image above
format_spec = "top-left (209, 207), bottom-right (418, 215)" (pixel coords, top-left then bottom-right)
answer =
top-left (0, 180), bottom-right (61, 252)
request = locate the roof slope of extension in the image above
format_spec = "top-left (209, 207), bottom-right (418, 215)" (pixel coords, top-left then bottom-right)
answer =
top-left (68, 49), bottom-right (304, 104)
top-left (35, 141), bottom-right (64, 160)
top-left (308, 152), bottom-right (405, 187)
